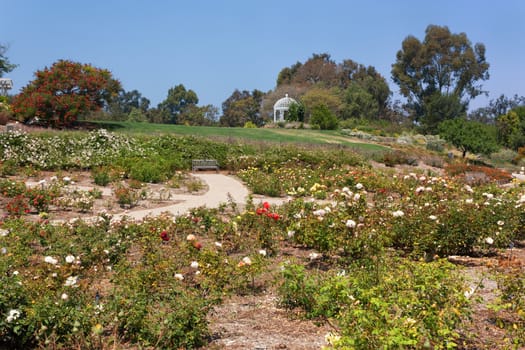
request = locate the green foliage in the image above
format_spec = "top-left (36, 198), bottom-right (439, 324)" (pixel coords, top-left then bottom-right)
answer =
top-left (425, 135), bottom-right (446, 153)
top-left (107, 89), bottom-right (150, 121)
top-left (91, 167), bottom-right (112, 186)
top-left (277, 259), bottom-right (469, 349)
top-left (126, 158), bottom-right (171, 183)
top-left (276, 54), bottom-right (390, 119)
top-left (439, 118), bottom-right (499, 158)
top-left (286, 101), bottom-right (305, 122)
top-left (301, 88), bottom-right (342, 122)
top-left (2, 126), bottom-right (525, 348)
top-left (0, 129), bottom-right (145, 170)
top-left (489, 267), bottom-right (525, 347)
top-left (127, 107), bottom-right (147, 122)
top-left (0, 44), bottom-right (17, 77)
top-left (421, 92), bottom-right (466, 134)
top-left (392, 25), bottom-right (489, 123)
top-left (341, 82), bottom-right (379, 120)
top-left (220, 89), bottom-right (265, 127)
top-left (0, 179), bottom-right (26, 197)
top-left (496, 107), bottom-right (525, 150)
top-left (310, 104), bottom-right (338, 130)
top-left (158, 84), bottom-right (199, 124)
top-left (382, 150), bottom-right (416, 167)
top-left (277, 263), bottom-right (318, 313)
top-left (113, 183), bottom-right (145, 208)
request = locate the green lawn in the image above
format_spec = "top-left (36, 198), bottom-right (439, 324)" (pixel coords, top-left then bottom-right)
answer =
top-left (90, 121), bottom-right (389, 151)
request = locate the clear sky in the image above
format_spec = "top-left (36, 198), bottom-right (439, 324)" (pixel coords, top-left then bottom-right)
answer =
top-left (2, 0), bottom-right (525, 111)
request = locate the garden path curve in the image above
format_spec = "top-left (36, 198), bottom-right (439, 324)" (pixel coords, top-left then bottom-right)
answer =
top-left (108, 173), bottom-right (289, 223)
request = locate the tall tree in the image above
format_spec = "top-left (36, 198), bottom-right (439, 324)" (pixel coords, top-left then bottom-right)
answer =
top-left (276, 61), bottom-right (302, 86)
top-left (220, 89), bottom-right (264, 127)
top-left (178, 104), bottom-right (219, 126)
top-left (0, 44), bottom-right (17, 77)
top-left (496, 106), bottom-right (525, 150)
top-left (276, 55), bottom-right (390, 120)
top-left (469, 94), bottom-right (525, 124)
top-left (158, 84), bottom-right (198, 124)
top-left (339, 59), bottom-right (391, 115)
top-left (11, 60), bottom-right (121, 128)
top-left (108, 89), bottom-right (150, 120)
top-left (392, 25), bottom-right (489, 130)
top-left (277, 53), bottom-right (338, 88)
top-left (341, 82), bottom-right (379, 120)
top-left (301, 88), bottom-right (342, 122)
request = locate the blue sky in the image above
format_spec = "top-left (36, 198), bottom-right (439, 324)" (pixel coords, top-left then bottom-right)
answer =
top-left (2, 0), bottom-right (525, 111)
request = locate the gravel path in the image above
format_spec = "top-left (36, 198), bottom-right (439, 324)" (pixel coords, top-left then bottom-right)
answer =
top-left (108, 173), bottom-right (290, 222)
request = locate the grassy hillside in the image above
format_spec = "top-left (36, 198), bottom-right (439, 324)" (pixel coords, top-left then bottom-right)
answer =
top-left (90, 121), bottom-right (389, 151)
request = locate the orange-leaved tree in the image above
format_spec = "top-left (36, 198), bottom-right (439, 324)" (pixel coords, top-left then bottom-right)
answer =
top-left (12, 60), bottom-right (121, 128)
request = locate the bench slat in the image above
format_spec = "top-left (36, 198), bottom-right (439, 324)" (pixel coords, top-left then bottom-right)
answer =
top-left (192, 159), bottom-right (219, 172)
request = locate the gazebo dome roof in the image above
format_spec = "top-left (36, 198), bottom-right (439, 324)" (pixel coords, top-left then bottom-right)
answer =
top-left (273, 94), bottom-right (297, 109)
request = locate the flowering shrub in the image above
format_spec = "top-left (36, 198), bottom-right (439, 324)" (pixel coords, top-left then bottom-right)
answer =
top-left (11, 60), bottom-right (121, 128)
top-left (5, 195), bottom-right (30, 216)
top-left (0, 179), bottom-right (26, 197)
top-left (25, 187), bottom-right (57, 213)
top-left (1, 132), bottom-right (524, 348)
top-left (445, 162), bottom-right (513, 184)
top-left (0, 129), bottom-right (146, 170)
top-left (113, 183), bottom-right (144, 208)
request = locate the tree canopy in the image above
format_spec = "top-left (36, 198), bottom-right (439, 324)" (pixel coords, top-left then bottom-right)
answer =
top-left (220, 89), bottom-right (265, 127)
top-left (12, 60), bottom-right (121, 128)
top-left (496, 106), bottom-right (525, 150)
top-left (392, 25), bottom-right (489, 131)
top-left (108, 89), bottom-right (150, 120)
top-left (158, 84), bottom-right (198, 124)
top-left (439, 117), bottom-right (498, 158)
top-left (276, 54), bottom-right (391, 121)
top-left (0, 44), bottom-right (17, 77)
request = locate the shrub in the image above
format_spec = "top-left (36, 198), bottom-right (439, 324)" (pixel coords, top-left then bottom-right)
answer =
top-left (25, 187), bottom-right (56, 213)
top-left (0, 160), bottom-right (18, 176)
top-left (277, 259), bottom-right (469, 349)
top-left (490, 267), bottom-right (525, 346)
top-left (91, 167), bottom-right (112, 186)
top-left (445, 163), bottom-right (513, 184)
top-left (113, 184), bottom-right (144, 208)
top-left (383, 150), bottom-right (410, 167)
top-left (425, 136), bottom-right (446, 152)
top-left (309, 104), bottom-right (338, 130)
top-left (5, 195), bottom-right (30, 216)
top-left (128, 158), bottom-right (170, 183)
top-left (184, 177), bottom-right (205, 193)
top-left (0, 110), bottom-right (10, 125)
top-left (0, 179), bottom-right (26, 197)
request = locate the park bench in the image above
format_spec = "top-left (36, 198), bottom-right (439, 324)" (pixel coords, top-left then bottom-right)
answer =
top-left (192, 159), bottom-right (219, 172)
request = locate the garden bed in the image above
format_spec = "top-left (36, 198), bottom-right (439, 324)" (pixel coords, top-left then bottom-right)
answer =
top-left (1, 130), bottom-right (524, 349)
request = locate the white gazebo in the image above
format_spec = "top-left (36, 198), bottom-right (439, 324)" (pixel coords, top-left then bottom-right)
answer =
top-left (273, 94), bottom-right (297, 123)
top-left (0, 78), bottom-right (13, 96)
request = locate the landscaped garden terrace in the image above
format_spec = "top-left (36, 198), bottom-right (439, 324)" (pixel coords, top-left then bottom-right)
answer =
top-left (0, 129), bottom-right (524, 349)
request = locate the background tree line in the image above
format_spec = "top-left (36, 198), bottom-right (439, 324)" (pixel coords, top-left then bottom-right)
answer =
top-left (2, 24), bottom-right (525, 154)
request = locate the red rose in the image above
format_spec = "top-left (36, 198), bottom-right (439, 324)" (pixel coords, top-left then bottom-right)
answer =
top-left (160, 231), bottom-right (170, 241)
